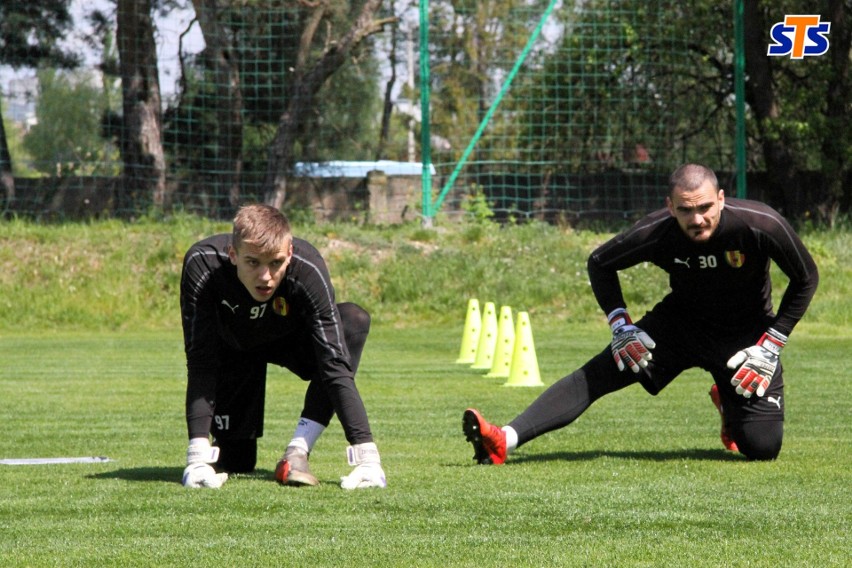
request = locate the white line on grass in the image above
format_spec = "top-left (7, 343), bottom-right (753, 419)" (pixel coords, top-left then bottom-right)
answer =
top-left (0, 456), bottom-right (113, 465)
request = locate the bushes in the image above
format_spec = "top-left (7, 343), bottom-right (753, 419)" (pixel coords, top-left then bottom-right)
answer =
top-left (1, 215), bottom-right (848, 332)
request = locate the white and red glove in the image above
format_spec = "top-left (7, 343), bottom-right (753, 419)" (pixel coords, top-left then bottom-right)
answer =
top-left (607, 308), bottom-right (656, 373)
top-left (182, 438), bottom-right (228, 488)
top-left (727, 328), bottom-right (786, 398)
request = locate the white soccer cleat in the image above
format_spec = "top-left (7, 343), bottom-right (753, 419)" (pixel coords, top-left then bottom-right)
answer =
top-left (340, 442), bottom-right (386, 490)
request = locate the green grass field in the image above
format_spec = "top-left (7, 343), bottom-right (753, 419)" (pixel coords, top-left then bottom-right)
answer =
top-left (1, 218), bottom-right (850, 565)
top-left (0, 321), bottom-right (849, 567)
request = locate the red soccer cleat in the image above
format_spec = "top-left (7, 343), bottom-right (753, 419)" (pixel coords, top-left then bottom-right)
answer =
top-left (709, 384), bottom-right (739, 452)
top-left (462, 408), bottom-right (507, 465)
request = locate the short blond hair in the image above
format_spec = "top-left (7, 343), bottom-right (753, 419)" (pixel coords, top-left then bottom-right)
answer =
top-left (232, 204), bottom-right (292, 253)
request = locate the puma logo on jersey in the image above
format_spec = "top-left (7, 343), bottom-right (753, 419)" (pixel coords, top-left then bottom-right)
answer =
top-left (673, 257), bottom-right (690, 268)
top-left (221, 299), bottom-right (239, 314)
top-left (767, 396), bottom-right (782, 410)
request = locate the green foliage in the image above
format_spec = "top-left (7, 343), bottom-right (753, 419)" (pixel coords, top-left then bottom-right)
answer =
top-left (0, 325), bottom-right (848, 566)
top-left (0, 0), bottom-right (78, 69)
top-left (307, 60), bottom-right (383, 161)
top-left (786, 227), bottom-right (852, 326)
top-left (748, 2), bottom-right (849, 174)
top-left (1, 105), bottom-right (39, 178)
top-left (460, 183), bottom-right (495, 226)
top-left (22, 68), bottom-right (120, 176)
top-left (1, 218), bottom-right (849, 332)
top-left (162, 1), bottom-right (384, 199)
top-left (0, 215), bottom-right (229, 331)
top-left (520, 1), bottom-right (734, 171)
top-left (427, 0), bottom-right (548, 163)
top-left (4, 1), bottom-right (849, 222)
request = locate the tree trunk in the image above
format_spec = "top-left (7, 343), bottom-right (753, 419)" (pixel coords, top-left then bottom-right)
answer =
top-left (819, 0), bottom-right (852, 226)
top-left (263, 0), bottom-right (392, 208)
top-left (0, 111), bottom-right (14, 213)
top-left (117, 0), bottom-right (167, 214)
top-left (376, 20), bottom-right (399, 161)
top-left (742, 1), bottom-right (801, 214)
top-left (193, 0), bottom-right (245, 217)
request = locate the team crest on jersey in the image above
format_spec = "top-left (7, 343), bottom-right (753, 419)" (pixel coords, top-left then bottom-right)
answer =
top-left (272, 297), bottom-right (289, 316)
top-left (725, 250), bottom-right (746, 268)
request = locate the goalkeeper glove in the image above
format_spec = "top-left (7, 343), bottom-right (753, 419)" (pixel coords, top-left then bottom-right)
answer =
top-left (727, 328), bottom-right (786, 398)
top-left (607, 308), bottom-right (656, 373)
top-left (182, 463), bottom-right (228, 488)
top-left (340, 442), bottom-right (387, 490)
top-left (182, 438), bottom-right (228, 488)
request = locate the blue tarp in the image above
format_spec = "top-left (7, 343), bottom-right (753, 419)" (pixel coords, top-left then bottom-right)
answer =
top-left (293, 161), bottom-right (435, 178)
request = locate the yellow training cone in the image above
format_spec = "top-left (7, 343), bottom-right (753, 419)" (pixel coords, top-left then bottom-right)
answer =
top-left (504, 311), bottom-right (544, 387)
top-left (455, 299), bottom-right (481, 364)
top-left (470, 302), bottom-right (498, 370)
top-left (485, 306), bottom-right (515, 378)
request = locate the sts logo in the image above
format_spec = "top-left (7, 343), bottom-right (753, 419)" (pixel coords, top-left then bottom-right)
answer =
top-left (767, 15), bottom-right (830, 59)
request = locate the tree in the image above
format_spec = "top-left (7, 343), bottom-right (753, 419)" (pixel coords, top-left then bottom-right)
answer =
top-left (818, 0), bottom-right (851, 224)
top-left (514, 0), bottom-right (850, 221)
top-left (427, 0), bottom-right (550, 164)
top-left (0, 0), bottom-right (77, 210)
top-left (742, 1), bottom-right (850, 221)
top-left (1, 99), bottom-right (40, 180)
top-left (190, 0), bottom-right (244, 211)
top-left (117, 0), bottom-right (167, 212)
top-left (160, 0), bottom-right (389, 215)
top-left (519, 2), bottom-right (726, 171)
top-left (262, 0), bottom-right (395, 209)
top-left (0, 108), bottom-right (13, 212)
top-left (22, 69), bottom-right (120, 176)
top-left (742, 2), bottom-right (802, 215)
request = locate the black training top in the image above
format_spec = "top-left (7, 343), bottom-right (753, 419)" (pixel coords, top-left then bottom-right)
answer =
top-left (180, 233), bottom-right (362, 439)
top-left (587, 198), bottom-right (819, 336)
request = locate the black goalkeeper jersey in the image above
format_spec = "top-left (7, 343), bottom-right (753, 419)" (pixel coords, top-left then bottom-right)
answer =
top-left (587, 198), bottom-right (818, 336)
top-left (180, 234), bottom-right (362, 437)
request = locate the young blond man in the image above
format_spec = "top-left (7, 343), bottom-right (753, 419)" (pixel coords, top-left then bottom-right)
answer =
top-left (180, 204), bottom-right (385, 489)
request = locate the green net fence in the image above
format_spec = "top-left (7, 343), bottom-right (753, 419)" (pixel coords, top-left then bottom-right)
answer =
top-left (0, 1), bottom-right (819, 223)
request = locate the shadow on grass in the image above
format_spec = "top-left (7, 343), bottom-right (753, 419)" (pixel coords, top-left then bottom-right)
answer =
top-left (509, 448), bottom-right (744, 464)
top-left (87, 467), bottom-right (276, 483)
